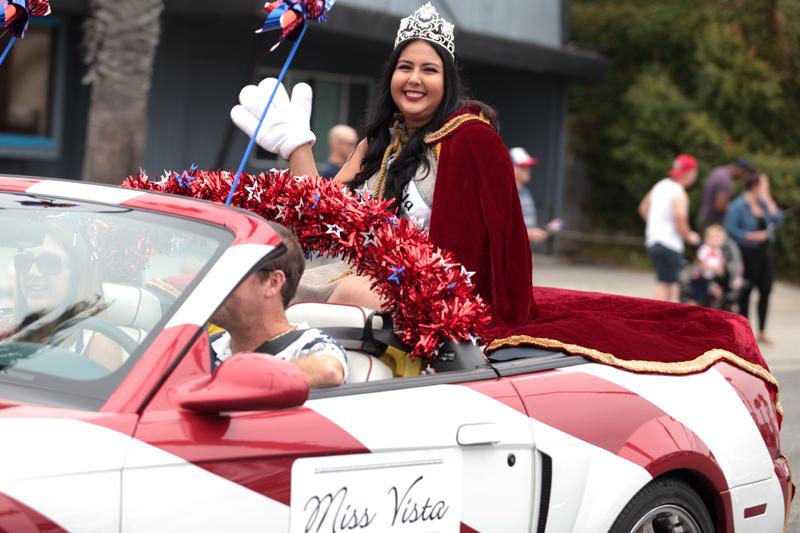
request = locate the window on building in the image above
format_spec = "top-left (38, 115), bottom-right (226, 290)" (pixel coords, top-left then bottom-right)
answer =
top-left (251, 70), bottom-right (373, 168)
top-left (0, 22), bottom-right (59, 157)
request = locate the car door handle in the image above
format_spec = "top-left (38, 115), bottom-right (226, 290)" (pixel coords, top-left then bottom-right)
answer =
top-left (457, 423), bottom-right (501, 446)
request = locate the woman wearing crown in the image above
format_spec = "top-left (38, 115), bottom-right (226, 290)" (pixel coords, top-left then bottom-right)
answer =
top-left (232, 2), bottom-right (534, 327)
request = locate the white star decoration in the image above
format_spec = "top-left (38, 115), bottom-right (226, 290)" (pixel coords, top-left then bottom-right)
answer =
top-left (275, 205), bottom-right (286, 220)
top-left (294, 198), bottom-right (305, 219)
top-left (360, 229), bottom-right (377, 247)
top-left (460, 265), bottom-right (475, 284)
top-left (326, 224), bottom-right (344, 239)
top-left (245, 182), bottom-right (263, 203)
top-left (438, 256), bottom-right (456, 270)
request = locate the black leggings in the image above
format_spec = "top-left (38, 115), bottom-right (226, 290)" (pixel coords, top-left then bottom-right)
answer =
top-left (738, 246), bottom-right (774, 332)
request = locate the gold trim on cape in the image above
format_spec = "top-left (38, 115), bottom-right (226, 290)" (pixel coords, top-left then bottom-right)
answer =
top-left (424, 112), bottom-right (490, 145)
top-left (486, 335), bottom-right (783, 416)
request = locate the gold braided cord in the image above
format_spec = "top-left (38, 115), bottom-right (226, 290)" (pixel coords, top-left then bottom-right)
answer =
top-left (424, 112), bottom-right (490, 145)
top-left (486, 335), bottom-right (783, 416)
top-left (327, 269), bottom-right (355, 284)
top-left (376, 113), bottom-right (487, 191)
top-left (373, 122), bottom-right (408, 198)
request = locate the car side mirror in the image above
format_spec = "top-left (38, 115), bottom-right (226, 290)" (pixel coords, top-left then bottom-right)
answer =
top-left (176, 353), bottom-right (309, 414)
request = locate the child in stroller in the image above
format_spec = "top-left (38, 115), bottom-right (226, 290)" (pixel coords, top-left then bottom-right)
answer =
top-left (680, 224), bottom-right (744, 310)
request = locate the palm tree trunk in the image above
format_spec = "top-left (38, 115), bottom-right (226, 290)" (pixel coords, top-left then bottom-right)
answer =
top-left (81, 0), bottom-right (163, 184)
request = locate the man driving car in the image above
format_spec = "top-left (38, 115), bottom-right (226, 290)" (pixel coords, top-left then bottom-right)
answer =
top-left (210, 223), bottom-right (347, 388)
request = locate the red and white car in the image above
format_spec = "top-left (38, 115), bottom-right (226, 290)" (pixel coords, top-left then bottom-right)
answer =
top-left (0, 176), bottom-right (792, 533)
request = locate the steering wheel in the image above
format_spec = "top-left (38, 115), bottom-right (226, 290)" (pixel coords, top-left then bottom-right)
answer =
top-left (53, 316), bottom-right (139, 355)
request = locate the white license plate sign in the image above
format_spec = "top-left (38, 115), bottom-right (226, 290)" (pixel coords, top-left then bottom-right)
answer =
top-left (290, 449), bottom-right (462, 533)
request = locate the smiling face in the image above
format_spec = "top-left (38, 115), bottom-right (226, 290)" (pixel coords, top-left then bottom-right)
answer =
top-left (390, 40), bottom-right (445, 130)
top-left (16, 234), bottom-right (72, 314)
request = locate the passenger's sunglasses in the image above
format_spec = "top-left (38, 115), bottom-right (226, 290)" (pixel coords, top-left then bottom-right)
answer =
top-left (14, 251), bottom-right (70, 276)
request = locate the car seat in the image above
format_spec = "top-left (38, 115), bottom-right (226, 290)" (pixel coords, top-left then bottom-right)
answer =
top-left (102, 282), bottom-right (162, 349)
top-left (286, 302), bottom-right (394, 383)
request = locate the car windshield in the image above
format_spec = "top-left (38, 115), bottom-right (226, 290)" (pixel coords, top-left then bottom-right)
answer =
top-left (0, 192), bottom-right (233, 409)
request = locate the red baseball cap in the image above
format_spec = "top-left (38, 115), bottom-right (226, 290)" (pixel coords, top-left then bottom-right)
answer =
top-left (510, 147), bottom-right (538, 167)
top-left (668, 154), bottom-right (699, 178)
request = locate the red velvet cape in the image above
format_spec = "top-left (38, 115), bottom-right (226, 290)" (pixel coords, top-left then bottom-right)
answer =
top-left (427, 105), bottom-right (535, 326)
top-left (425, 106), bottom-right (779, 419)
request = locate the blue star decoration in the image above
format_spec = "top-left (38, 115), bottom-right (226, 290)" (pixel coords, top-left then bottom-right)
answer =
top-left (311, 192), bottom-right (320, 209)
top-left (444, 281), bottom-right (457, 298)
top-left (174, 164), bottom-right (198, 187)
top-left (387, 265), bottom-right (406, 285)
top-left (176, 168), bottom-right (196, 188)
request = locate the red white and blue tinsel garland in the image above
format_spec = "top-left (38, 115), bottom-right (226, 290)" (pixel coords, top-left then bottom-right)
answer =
top-left (122, 168), bottom-right (490, 360)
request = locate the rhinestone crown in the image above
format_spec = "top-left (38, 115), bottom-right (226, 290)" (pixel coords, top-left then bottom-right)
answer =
top-left (394, 2), bottom-right (455, 59)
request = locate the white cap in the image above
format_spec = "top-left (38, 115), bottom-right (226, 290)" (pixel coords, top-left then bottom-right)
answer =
top-left (509, 147), bottom-right (537, 167)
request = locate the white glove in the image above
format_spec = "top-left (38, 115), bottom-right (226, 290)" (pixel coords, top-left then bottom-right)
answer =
top-left (230, 77), bottom-right (315, 160)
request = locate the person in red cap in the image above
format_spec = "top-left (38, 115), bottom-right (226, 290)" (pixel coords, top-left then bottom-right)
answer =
top-left (510, 147), bottom-right (547, 244)
top-left (638, 154), bottom-right (701, 302)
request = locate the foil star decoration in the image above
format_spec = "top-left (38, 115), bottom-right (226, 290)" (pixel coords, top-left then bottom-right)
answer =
top-left (460, 265), bottom-right (475, 284)
top-left (360, 229), bottom-right (377, 247)
top-left (275, 205), bottom-right (286, 220)
top-left (325, 223), bottom-right (344, 239)
top-left (387, 265), bottom-right (406, 285)
top-left (176, 169), bottom-right (196, 188)
top-left (311, 192), bottom-right (320, 209)
top-left (444, 281), bottom-right (457, 298)
top-left (294, 198), bottom-right (305, 219)
top-left (245, 182), bottom-right (264, 202)
top-left (438, 256), bottom-right (456, 269)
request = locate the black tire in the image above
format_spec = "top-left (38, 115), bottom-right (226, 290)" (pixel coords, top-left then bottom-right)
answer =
top-left (610, 477), bottom-right (715, 533)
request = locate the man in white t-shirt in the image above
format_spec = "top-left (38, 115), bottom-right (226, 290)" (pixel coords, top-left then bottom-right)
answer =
top-left (210, 223), bottom-right (347, 388)
top-left (638, 154), bottom-right (701, 302)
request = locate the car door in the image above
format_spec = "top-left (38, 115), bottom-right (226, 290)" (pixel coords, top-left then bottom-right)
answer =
top-left (121, 333), bottom-right (535, 532)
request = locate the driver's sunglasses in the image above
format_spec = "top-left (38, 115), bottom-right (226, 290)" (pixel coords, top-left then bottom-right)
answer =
top-left (14, 251), bottom-right (70, 276)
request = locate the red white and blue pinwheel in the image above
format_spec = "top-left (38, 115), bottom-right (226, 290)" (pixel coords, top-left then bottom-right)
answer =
top-left (1, 0), bottom-right (50, 38)
top-left (1, 0), bottom-right (50, 67)
top-left (257, 0), bottom-right (335, 51)
top-left (226, 0), bottom-right (336, 205)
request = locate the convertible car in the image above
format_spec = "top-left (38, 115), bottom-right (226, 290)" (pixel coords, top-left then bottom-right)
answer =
top-left (0, 176), bottom-right (792, 533)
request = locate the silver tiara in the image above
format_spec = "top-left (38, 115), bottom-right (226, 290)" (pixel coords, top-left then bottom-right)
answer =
top-left (394, 3), bottom-right (455, 59)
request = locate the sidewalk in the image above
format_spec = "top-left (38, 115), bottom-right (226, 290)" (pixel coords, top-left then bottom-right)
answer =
top-left (532, 255), bottom-right (800, 370)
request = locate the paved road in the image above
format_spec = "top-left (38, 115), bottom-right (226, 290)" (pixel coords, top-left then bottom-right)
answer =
top-left (533, 256), bottom-right (800, 529)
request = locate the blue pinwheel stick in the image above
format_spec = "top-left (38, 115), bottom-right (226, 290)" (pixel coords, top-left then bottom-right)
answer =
top-left (226, 0), bottom-right (335, 205)
top-left (0, 36), bottom-right (14, 66)
top-left (225, 23), bottom-right (308, 206)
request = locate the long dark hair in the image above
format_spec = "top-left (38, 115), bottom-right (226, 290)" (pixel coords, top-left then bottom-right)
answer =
top-left (351, 39), bottom-right (465, 209)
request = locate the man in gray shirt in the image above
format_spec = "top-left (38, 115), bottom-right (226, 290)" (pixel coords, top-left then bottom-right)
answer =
top-left (697, 157), bottom-right (756, 231)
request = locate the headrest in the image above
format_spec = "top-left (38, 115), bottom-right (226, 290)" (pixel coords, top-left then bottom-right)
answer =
top-left (102, 282), bottom-right (161, 331)
top-left (286, 302), bottom-right (383, 350)
top-left (286, 302), bottom-right (383, 329)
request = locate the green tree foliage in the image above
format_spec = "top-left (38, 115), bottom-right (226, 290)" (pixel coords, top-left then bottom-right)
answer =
top-left (570, 0), bottom-right (800, 276)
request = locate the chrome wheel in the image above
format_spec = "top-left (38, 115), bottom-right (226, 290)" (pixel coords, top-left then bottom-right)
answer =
top-left (629, 504), bottom-right (703, 533)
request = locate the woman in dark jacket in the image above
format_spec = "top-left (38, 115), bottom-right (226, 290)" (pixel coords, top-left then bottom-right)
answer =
top-left (724, 173), bottom-right (784, 344)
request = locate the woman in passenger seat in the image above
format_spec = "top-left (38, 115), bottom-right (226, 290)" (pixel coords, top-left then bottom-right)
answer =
top-left (12, 220), bottom-right (123, 370)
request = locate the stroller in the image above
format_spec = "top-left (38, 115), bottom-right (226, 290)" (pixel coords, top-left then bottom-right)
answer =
top-left (679, 238), bottom-right (744, 311)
